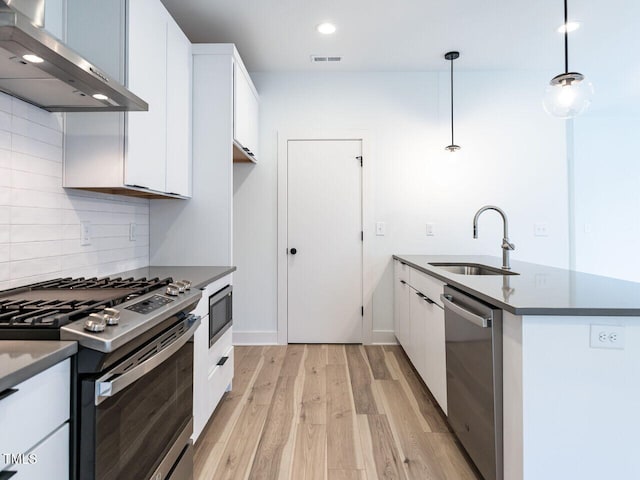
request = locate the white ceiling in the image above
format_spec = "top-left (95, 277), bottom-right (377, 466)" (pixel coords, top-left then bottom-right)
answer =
top-left (160, 0), bottom-right (638, 74)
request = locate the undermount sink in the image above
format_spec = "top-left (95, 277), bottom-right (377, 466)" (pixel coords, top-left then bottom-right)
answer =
top-left (429, 262), bottom-right (519, 276)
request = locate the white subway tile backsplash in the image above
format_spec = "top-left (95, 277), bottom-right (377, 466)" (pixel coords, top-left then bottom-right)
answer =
top-left (11, 116), bottom-right (63, 147)
top-left (0, 131), bottom-right (10, 150)
top-left (0, 149), bottom-right (10, 169)
top-left (12, 152), bottom-right (62, 178)
top-left (11, 240), bottom-right (62, 261)
top-left (0, 187), bottom-right (9, 206)
top-left (11, 225), bottom-right (62, 243)
top-left (12, 133), bottom-right (63, 163)
top-left (0, 94), bottom-right (11, 114)
top-left (0, 92), bottom-right (150, 286)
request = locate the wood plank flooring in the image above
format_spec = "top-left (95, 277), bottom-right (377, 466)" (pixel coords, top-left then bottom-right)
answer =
top-left (195, 345), bottom-right (481, 480)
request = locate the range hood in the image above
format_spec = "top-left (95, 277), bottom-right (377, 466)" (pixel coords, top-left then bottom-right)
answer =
top-left (0, 0), bottom-right (148, 111)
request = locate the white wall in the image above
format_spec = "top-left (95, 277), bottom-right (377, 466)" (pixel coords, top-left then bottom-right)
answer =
top-left (233, 70), bottom-right (569, 338)
top-left (0, 93), bottom-right (149, 290)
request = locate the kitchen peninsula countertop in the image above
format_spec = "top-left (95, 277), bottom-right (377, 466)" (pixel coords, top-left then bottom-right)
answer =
top-left (393, 255), bottom-right (640, 316)
top-left (0, 341), bottom-right (77, 392)
top-left (113, 266), bottom-right (236, 290)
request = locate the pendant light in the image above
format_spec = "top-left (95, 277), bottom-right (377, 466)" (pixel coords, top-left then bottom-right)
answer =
top-left (543, 0), bottom-right (593, 118)
top-left (444, 51), bottom-right (460, 152)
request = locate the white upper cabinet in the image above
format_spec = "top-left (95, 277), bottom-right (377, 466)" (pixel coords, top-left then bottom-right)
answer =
top-left (233, 62), bottom-right (259, 161)
top-left (166, 20), bottom-right (193, 196)
top-left (126, 0), bottom-right (168, 192)
top-left (64, 0), bottom-right (192, 198)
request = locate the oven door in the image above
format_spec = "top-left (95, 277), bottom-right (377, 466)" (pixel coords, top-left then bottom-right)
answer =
top-left (79, 316), bottom-right (199, 480)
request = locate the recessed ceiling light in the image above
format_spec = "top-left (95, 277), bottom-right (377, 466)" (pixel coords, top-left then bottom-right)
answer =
top-left (92, 93), bottom-right (109, 101)
top-left (22, 54), bottom-right (44, 63)
top-left (557, 21), bottom-right (580, 33)
top-left (317, 23), bottom-right (337, 35)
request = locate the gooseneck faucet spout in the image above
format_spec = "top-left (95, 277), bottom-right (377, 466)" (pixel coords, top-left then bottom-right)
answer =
top-left (473, 205), bottom-right (515, 270)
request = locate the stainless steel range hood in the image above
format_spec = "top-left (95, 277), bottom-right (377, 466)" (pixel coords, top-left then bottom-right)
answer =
top-left (0, 0), bottom-right (148, 111)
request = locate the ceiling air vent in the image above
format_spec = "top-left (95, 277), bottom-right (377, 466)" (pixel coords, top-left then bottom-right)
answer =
top-left (310, 55), bottom-right (342, 63)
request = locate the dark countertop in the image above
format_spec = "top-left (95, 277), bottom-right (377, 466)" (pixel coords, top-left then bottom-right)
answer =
top-left (113, 266), bottom-right (236, 290)
top-left (0, 341), bottom-right (77, 392)
top-left (393, 255), bottom-right (640, 316)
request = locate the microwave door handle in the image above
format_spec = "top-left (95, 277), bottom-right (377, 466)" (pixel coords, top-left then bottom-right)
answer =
top-left (94, 316), bottom-right (201, 405)
top-left (440, 294), bottom-right (492, 328)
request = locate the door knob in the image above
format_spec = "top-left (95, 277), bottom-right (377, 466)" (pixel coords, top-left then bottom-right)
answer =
top-left (290, 248), bottom-right (297, 255)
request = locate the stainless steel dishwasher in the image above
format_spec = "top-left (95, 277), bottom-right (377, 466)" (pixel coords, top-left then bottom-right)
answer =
top-left (441, 286), bottom-right (503, 480)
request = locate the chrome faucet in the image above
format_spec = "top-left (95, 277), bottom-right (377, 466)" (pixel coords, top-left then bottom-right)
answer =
top-left (473, 205), bottom-right (515, 270)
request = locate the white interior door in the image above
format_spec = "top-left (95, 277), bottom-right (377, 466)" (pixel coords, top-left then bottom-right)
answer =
top-left (287, 139), bottom-right (363, 343)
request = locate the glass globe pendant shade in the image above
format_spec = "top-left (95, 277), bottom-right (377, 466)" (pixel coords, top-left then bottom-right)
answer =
top-left (543, 72), bottom-right (594, 119)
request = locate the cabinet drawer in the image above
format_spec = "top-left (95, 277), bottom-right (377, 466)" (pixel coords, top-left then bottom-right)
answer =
top-left (395, 259), bottom-right (411, 282)
top-left (0, 360), bottom-right (70, 457)
top-left (208, 326), bottom-right (233, 371)
top-left (9, 423), bottom-right (69, 480)
top-left (208, 345), bottom-right (234, 413)
top-left (410, 269), bottom-right (446, 308)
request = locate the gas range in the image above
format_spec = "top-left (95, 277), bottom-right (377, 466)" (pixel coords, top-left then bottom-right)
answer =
top-left (0, 276), bottom-right (202, 352)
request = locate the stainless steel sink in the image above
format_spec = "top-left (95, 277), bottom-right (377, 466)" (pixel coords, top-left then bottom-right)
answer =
top-left (428, 262), bottom-right (519, 276)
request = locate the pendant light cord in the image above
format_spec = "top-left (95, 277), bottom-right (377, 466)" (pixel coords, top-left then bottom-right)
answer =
top-left (450, 57), bottom-right (455, 145)
top-left (564, 0), bottom-right (569, 73)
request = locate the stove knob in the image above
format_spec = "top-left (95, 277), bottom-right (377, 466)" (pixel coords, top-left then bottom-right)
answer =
top-left (175, 281), bottom-right (186, 293)
top-left (180, 280), bottom-right (192, 290)
top-left (166, 283), bottom-right (180, 296)
top-left (103, 308), bottom-right (120, 326)
top-left (84, 313), bottom-right (106, 332)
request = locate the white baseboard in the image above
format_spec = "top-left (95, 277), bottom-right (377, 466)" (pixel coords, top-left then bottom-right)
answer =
top-left (371, 330), bottom-right (398, 345)
top-left (232, 330), bottom-right (279, 345)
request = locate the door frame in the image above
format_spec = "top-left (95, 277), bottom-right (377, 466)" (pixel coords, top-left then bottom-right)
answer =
top-left (277, 130), bottom-right (374, 345)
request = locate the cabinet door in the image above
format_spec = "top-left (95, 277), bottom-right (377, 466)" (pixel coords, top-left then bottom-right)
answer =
top-left (165, 18), bottom-right (192, 197)
top-left (409, 288), bottom-right (427, 380)
top-left (11, 424), bottom-right (69, 480)
top-left (126, 0), bottom-right (168, 192)
top-left (424, 303), bottom-right (448, 414)
top-left (396, 274), bottom-right (411, 348)
top-left (233, 63), bottom-right (258, 158)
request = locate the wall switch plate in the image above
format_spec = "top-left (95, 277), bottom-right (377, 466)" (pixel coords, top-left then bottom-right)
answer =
top-left (80, 221), bottom-right (91, 246)
top-left (534, 223), bottom-right (549, 237)
top-left (584, 223), bottom-right (593, 234)
top-left (129, 223), bottom-right (136, 242)
top-left (590, 324), bottom-right (625, 350)
top-left (426, 223), bottom-right (435, 236)
top-left (375, 222), bottom-right (386, 236)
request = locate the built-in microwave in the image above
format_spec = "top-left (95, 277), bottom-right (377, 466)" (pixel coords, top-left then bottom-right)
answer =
top-left (209, 285), bottom-right (232, 347)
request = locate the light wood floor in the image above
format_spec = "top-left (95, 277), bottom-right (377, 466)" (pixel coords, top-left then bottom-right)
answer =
top-left (194, 344), bottom-right (481, 480)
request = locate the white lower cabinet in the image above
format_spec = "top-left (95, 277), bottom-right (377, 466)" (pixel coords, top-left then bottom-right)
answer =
top-left (394, 262), bottom-right (411, 347)
top-left (423, 301), bottom-right (447, 414)
top-left (192, 275), bottom-right (234, 443)
top-left (11, 424), bottom-right (69, 479)
top-left (394, 260), bottom-right (448, 414)
top-left (0, 359), bottom-right (70, 478)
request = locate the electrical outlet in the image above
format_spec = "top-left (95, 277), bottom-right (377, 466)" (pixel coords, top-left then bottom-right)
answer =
top-left (534, 223), bottom-right (549, 237)
top-left (590, 325), bottom-right (625, 350)
top-left (80, 221), bottom-right (91, 246)
top-left (375, 222), bottom-right (386, 236)
top-left (129, 223), bottom-right (136, 242)
top-left (584, 223), bottom-right (593, 234)
top-left (535, 274), bottom-right (549, 288)
top-left (426, 223), bottom-right (435, 236)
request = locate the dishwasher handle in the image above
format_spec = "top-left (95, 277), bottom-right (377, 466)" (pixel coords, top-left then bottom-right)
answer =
top-left (441, 294), bottom-right (492, 328)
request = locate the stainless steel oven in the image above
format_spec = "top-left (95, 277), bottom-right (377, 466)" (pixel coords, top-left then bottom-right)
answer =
top-left (77, 314), bottom-right (200, 480)
top-left (209, 285), bottom-right (232, 347)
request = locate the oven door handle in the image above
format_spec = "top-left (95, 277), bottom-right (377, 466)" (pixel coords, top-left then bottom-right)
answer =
top-left (94, 315), bottom-right (201, 405)
top-left (441, 294), bottom-right (492, 328)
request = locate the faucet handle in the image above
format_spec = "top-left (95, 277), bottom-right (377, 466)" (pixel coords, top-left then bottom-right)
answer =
top-left (502, 239), bottom-right (515, 250)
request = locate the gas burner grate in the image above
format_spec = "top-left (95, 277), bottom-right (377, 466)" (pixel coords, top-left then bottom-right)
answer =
top-left (0, 276), bottom-right (174, 338)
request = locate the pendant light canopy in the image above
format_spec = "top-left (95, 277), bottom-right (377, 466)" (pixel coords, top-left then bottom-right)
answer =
top-left (445, 51), bottom-right (460, 152)
top-left (543, 0), bottom-right (594, 118)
